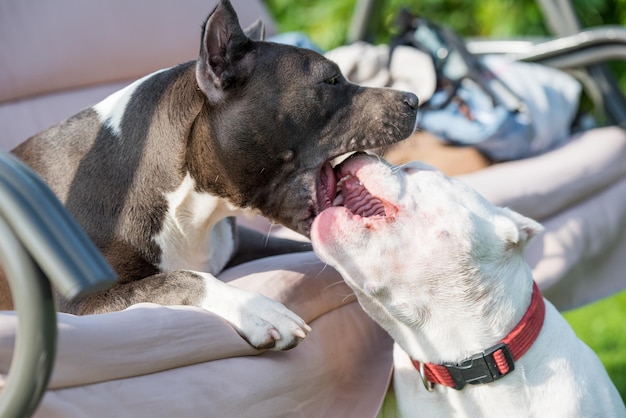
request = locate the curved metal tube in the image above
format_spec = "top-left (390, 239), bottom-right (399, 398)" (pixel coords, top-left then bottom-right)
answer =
top-left (466, 26), bottom-right (626, 127)
top-left (0, 151), bottom-right (117, 417)
top-left (0, 153), bottom-right (117, 300)
top-left (513, 26), bottom-right (626, 63)
top-left (0, 218), bottom-right (56, 418)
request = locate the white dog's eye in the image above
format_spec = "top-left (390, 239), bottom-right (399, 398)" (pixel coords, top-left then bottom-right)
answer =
top-left (401, 161), bottom-right (438, 174)
top-left (363, 281), bottom-right (388, 297)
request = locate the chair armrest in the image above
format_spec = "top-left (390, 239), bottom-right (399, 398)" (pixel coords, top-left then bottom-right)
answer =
top-left (0, 152), bottom-right (116, 417)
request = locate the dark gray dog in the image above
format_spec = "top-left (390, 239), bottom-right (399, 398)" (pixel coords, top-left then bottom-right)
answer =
top-left (1, 0), bottom-right (417, 350)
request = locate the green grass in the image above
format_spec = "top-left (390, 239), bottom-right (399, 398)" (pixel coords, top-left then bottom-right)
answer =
top-left (563, 289), bottom-right (626, 402)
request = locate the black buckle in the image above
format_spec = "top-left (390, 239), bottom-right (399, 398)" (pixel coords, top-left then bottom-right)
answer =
top-left (443, 342), bottom-right (515, 390)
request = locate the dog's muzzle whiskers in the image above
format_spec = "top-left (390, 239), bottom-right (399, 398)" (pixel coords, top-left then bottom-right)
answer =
top-left (341, 292), bottom-right (357, 304)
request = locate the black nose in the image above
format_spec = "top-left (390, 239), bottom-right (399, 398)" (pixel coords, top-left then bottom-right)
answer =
top-left (403, 92), bottom-right (419, 110)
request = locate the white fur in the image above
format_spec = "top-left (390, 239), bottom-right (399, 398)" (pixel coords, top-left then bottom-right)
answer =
top-left (311, 157), bottom-right (625, 418)
top-left (196, 271), bottom-right (310, 350)
top-left (93, 68), bottom-right (167, 135)
top-left (154, 172), bottom-right (243, 274)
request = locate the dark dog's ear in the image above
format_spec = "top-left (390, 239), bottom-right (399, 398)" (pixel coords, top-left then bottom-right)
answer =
top-left (196, 0), bottom-right (253, 102)
top-left (244, 19), bottom-right (265, 41)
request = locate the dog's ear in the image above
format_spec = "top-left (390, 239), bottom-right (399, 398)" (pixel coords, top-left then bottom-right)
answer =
top-left (244, 19), bottom-right (265, 41)
top-left (196, 0), bottom-right (253, 101)
top-left (498, 208), bottom-right (544, 249)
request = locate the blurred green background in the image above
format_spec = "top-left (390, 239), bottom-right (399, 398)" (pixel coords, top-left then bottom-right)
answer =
top-left (265, 0), bottom-right (626, 404)
top-left (265, 0), bottom-right (626, 50)
top-left (266, 0), bottom-right (626, 93)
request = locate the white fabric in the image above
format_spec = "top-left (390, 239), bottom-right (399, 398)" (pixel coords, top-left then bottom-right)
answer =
top-left (460, 126), bottom-right (626, 221)
top-left (328, 42), bottom-right (581, 162)
top-left (325, 42), bottom-right (437, 104)
top-left (482, 55), bottom-right (581, 157)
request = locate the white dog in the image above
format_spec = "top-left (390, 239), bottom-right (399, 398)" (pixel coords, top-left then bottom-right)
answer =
top-left (311, 154), bottom-right (625, 417)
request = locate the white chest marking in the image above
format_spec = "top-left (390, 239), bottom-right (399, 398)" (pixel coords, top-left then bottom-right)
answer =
top-left (92, 68), bottom-right (168, 136)
top-left (153, 173), bottom-right (245, 274)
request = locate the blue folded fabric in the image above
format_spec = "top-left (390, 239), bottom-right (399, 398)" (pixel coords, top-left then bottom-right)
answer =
top-left (418, 56), bottom-right (581, 162)
top-left (268, 32), bottom-right (324, 53)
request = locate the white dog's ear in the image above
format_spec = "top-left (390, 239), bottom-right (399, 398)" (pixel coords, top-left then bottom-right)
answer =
top-left (497, 208), bottom-right (544, 249)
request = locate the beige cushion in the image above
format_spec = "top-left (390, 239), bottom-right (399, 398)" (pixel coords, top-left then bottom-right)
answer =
top-left (460, 126), bottom-right (626, 221)
top-left (0, 253), bottom-right (393, 417)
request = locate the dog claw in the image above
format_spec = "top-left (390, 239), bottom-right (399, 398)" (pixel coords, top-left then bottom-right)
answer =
top-left (251, 326), bottom-right (309, 351)
top-left (270, 328), bottom-right (281, 340)
top-left (201, 279), bottom-right (310, 351)
top-left (256, 339), bottom-right (277, 350)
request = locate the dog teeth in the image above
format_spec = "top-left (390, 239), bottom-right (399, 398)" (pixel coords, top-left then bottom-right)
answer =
top-left (330, 152), bottom-right (356, 168)
top-left (337, 174), bottom-right (353, 186)
top-left (338, 174), bottom-right (362, 188)
top-left (333, 175), bottom-right (351, 206)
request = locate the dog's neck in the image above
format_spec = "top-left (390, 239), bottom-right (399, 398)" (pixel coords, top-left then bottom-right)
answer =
top-left (410, 280), bottom-right (545, 392)
top-left (360, 256), bottom-right (536, 366)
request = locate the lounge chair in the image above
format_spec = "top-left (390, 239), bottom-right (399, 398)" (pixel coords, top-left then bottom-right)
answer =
top-left (0, 0), bottom-right (624, 416)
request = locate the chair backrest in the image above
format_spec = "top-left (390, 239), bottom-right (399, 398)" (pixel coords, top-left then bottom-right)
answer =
top-left (535, 0), bottom-right (626, 127)
top-left (0, 0), bottom-right (277, 151)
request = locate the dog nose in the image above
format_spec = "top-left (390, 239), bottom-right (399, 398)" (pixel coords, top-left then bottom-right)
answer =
top-left (403, 93), bottom-right (419, 110)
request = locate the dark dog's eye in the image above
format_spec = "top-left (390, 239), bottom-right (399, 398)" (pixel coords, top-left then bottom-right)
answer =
top-left (324, 75), bottom-right (340, 85)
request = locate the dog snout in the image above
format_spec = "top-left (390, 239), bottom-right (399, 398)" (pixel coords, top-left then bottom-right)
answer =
top-left (403, 92), bottom-right (419, 110)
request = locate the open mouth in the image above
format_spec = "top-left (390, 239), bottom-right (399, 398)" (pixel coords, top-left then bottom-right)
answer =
top-left (317, 153), bottom-right (396, 219)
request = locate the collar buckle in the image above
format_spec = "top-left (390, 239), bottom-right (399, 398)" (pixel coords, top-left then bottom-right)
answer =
top-left (443, 342), bottom-right (515, 390)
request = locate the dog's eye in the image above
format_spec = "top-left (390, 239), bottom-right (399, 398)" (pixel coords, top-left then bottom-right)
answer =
top-left (324, 75), bottom-right (340, 85)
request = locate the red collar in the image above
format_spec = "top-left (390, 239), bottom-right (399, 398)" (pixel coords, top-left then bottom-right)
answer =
top-left (411, 281), bottom-right (545, 391)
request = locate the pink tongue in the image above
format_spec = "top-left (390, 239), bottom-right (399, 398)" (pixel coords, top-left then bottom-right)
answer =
top-left (342, 176), bottom-right (386, 217)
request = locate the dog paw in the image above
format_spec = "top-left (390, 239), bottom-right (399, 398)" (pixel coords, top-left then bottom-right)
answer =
top-left (234, 293), bottom-right (312, 350)
top-left (200, 274), bottom-right (311, 350)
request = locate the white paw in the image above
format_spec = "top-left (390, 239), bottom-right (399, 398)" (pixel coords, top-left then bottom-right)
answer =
top-left (199, 273), bottom-right (311, 350)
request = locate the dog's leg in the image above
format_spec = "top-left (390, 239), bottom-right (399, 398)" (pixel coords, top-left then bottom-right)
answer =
top-left (62, 271), bottom-right (310, 351)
